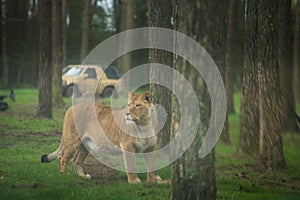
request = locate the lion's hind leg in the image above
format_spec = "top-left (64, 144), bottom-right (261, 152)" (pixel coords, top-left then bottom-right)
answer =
top-left (72, 144), bottom-right (91, 179)
top-left (59, 146), bottom-right (75, 173)
top-left (58, 138), bottom-right (81, 174)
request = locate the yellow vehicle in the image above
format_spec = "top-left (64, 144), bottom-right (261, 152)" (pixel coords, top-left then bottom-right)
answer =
top-left (62, 65), bottom-right (120, 97)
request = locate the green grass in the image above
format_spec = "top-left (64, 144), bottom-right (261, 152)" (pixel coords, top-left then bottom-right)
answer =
top-left (0, 89), bottom-right (300, 199)
top-left (215, 93), bottom-right (300, 200)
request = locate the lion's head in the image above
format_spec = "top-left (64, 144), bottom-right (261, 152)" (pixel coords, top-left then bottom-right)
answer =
top-left (125, 92), bottom-right (153, 126)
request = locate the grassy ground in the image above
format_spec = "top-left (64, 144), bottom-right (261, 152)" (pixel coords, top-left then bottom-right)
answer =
top-left (0, 89), bottom-right (300, 199)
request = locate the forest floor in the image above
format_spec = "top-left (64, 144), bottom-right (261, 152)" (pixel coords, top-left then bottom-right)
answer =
top-left (0, 89), bottom-right (300, 200)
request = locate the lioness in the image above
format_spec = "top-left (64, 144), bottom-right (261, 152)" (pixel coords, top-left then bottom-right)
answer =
top-left (41, 92), bottom-right (166, 184)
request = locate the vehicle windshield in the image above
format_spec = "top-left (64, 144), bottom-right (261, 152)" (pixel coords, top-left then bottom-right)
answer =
top-left (64, 67), bottom-right (83, 77)
top-left (62, 67), bottom-right (71, 75)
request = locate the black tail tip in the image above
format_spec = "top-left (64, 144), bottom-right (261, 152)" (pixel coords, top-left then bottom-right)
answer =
top-left (41, 154), bottom-right (50, 163)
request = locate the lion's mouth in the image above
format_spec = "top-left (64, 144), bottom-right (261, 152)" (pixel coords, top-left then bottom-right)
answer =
top-left (125, 113), bottom-right (138, 123)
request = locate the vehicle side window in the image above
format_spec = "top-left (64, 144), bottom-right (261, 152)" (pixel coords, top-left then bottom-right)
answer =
top-left (84, 68), bottom-right (97, 79)
top-left (105, 68), bottom-right (119, 79)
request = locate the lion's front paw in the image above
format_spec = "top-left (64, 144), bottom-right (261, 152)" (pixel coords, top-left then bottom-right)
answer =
top-left (128, 177), bottom-right (142, 184)
top-left (84, 174), bottom-right (92, 179)
top-left (148, 176), bottom-right (170, 184)
top-left (147, 175), bottom-right (160, 183)
top-left (157, 178), bottom-right (170, 184)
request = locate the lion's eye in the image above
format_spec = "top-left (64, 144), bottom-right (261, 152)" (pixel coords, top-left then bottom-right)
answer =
top-left (135, 104), bottom-right (141, 107)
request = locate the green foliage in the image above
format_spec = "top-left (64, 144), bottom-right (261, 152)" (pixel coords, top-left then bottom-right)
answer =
top-left (0, 89), bottom-right (300, 199)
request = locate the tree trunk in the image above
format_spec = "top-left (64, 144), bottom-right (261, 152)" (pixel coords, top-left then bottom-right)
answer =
top-left (238, 0), bottom-right (260, 156)
top-left (212, 0), bottom-right (230, 145)
top-left (278, 0), bottom-right (299, 133)
top-left (30, 0), bottom-right (39, 88)
top-left (62, 0), bottom-right (68, 66)
top-left (113, 0), bottom-right (121, 33)
top-left (37, 0), bottom-right (52, 119)
top-left (79, 0), bottom-right (91, 63)
top-left (225, 0), bottom-right (240, 114)
top-left (148, 0), bottom-right (173, 147)
top-left (294, 0), bottom-right (300, 104)
top-left (52, 0), bottom-right (64, 107)
top-left (170, 0), bottom-right (216, 199)
top-left (117, 0), bottom-right (134, 75)
top-left (257, 0), bottom-right (286, 171)
top-left (1, 0), bottom-right (8, 89)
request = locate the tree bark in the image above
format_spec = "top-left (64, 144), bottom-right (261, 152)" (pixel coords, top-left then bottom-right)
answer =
top-left (37, 0), bottom-right (52, 119)
top-left (117, 0), bottom-right (134, 75)
top-left (79, 0), bottom-right (91, 63)
top-left (278, 0), bottom-right (299, 133)
top-left (294, 0), bottom-right (300, 104)
top-left (238, 0), bottom-right (260, 156)
top-left (113, 0), bottom-right (121, 33)
top-left (148, 0), bottom-right (173, 147)
top-left (257, 0), bottom-right (286, 171)
top-left (225, 0), bottom-right (240, 114)
top-left (52, 0), bottom-right (64, 107)
top-left (170, 0), bottom-right (216, 199)
top-left (212, 0), bottom-right (230, 145)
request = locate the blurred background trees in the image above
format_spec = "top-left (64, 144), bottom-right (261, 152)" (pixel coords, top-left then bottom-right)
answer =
top-left (0, 0), bottom-right (299, 101)
top-left (0, 0), bottom-right (113, 88)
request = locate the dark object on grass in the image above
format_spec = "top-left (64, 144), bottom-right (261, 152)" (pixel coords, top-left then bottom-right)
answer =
top-left (0, 102), bottom-right (9, 111)
top-left (10, 90), bottom-right (15, 102)
top-left (0, 95), bottom-right (9, 111)
top-left (0, 95), bottom-right (7, 101)
top-left (296, 114), bottom-right (300, 124)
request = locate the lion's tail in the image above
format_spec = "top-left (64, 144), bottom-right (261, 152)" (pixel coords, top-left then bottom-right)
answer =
top-left (41, 139), bottom-right (63, 163)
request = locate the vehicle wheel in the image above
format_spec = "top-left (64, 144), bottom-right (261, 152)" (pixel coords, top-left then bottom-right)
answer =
top-left (102, 86), bottom-right (114, 97)
top-left (64, 85), bottom-right (73, 97)
top-left (64, 85), bottom-right (80, 98)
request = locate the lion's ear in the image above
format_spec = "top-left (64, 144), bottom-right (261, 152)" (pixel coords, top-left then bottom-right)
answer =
top-left (143, 92), bottom-right (152, 103)
top-left (128, 91), bottom-right (134, 98)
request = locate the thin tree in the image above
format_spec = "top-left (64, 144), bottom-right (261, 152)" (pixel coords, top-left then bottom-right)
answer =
top-left (238, 0), bottom-right (260, 156)
top-left (257, 0), bottom-right (286, 171)
top-left (79, 0), bottom-right (91, 63)
top-left (62, 0), bottom-right (68, 66)
top-left (225, 0), bottom-right (240, 114)
top-left (52, 0), bottom-right (64, 107)
top-left (294, 0), bottom-right (300, 104)
top-left (1, 0), bottom-right (8, 89)
top-left (37, 0), bottom-right (52, 119)
top-left (278, 0), bottom-right (299, 133)
top-left (29, 0), bottom-right (39, 88)
top-left (113, 0), bottom-right (121, 33)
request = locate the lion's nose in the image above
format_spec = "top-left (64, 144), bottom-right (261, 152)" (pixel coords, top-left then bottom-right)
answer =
top-left (125, 112), bottom-right (130, 117)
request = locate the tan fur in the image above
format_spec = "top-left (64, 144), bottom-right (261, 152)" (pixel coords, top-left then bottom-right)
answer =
top-left (42, 92), bottom-right (166, 184)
